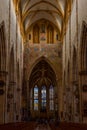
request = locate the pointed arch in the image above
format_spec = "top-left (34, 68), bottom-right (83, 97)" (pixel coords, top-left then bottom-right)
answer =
top-left (0, 21), bottom-right (6, 71)
top-left (72, 46), bottom-right (80, 122)
top-left (29, 57), bottom-right (58, 118)
top-left (28, 56), bottom-right (58, 87)
top-left (72, 46), bottom-right (78, 82)
top-left (0, 21), bottom-right (7, 124)
top-left (80, 21), bottom-right (87, 71)
top-left (9, 47), bottom-right (15, 82)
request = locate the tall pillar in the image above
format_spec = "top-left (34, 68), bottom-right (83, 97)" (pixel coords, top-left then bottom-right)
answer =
top-left (16, 86), bottom-right (21, 122)
top-left (7, 81), bottom-right (16, 123)
top-left (79, 71), bottom-right (87, 123)
top-left (26, 80), bottom-right (29, 120)
top-left (0, 71), bottom-right (8, 124)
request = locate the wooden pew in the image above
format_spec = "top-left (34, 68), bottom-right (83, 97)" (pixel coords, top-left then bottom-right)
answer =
top-left (60, 122), bottom-right (87, 130)
top-left (1, 121), bottom-right (87, 130)
top-left (0, 121), bottom-right (37, 130)
top-left (50, 122), bottom-right (87, 130)
top-left (21, 122), bottom-right (37, 130)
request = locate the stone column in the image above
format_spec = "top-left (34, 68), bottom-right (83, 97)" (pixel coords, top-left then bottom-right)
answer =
top-left (0, 71), bottom-right (8, 124)
top-left (26, 80), bottom-right (29, 120)
top-left (79, 71), bottom-right (87, 123)
top-left (16, 86), bottom-right (21, 122)
top-left (7, 81), bottom-right (16, 123)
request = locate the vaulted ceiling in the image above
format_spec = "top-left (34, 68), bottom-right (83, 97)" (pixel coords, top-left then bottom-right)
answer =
top-left (13, 0), bottom-right (73, 41)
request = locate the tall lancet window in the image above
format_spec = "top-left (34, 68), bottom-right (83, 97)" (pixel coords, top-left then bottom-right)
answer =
top-left (34, 85), bottom-right (38, 110)
top-left (49, 85), bottom-right (54, 110)
top-left (41, 86), bottom-right (46, 111)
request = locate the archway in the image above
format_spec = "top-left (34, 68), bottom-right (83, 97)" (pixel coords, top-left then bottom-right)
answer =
top-left (72, 47), bottom-right (80, 122)
top-left (0, 21), bottom-right (7, 123)
top-left (28, 58), bottom-right (58, 119)
top-left (81, 21), bottom-right (87, 72)
top-left (79, 21), bottom-right (87, 123)
top-left (0, 22), bottom-right (6, 71)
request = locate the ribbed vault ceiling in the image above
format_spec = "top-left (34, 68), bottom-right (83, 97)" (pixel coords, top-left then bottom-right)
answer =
top-left (13, 0), bottom-right (73, 41)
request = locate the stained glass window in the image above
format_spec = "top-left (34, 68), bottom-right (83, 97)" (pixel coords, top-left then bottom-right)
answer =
top-left (41, 86), bottom-right (46, 110)
top-left (34, 85), bottom-right (38, 110)
top-left (32, 85), bottom-right (54, 111)
top-left (49, 85), bottom-right (54, 110)
top-left (34, 100), bottom-right (38, 110)
top-left (49, 85), bottom-right (54, 99)
top-left (50, 100), bottom-right (54, 110)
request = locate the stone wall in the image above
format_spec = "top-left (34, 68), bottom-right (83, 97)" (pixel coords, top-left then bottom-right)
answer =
top-left (62, 0), bottom-right (87, 123)
top-left (0, 0), bottom-right (23, 123)
top-left (27, 19), bottom-right (59, 44)
top-left (23, 41), bottom-right (63, 119)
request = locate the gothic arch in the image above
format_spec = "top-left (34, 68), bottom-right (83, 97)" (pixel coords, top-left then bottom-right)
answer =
top-left (29, 57), bottom-right (57, 88)
top-left (80, 21), bottom-right (87, 71)
top-left (72, 47), bottom-right (78, 82)
top-left (9, 47), bottom-right (15, 82)
top-left (0, 21), bottom-right (7, 124)
top-left (0, 21), bottom-right (6, 72)
top-left (28, 56), bottom-right (58, 83)
top-left (72, 46), bottom-right (80, 122)
top-left (79, 21), bottom-right (87, 122)
top-left (28, 56), bottom-right (58, 119)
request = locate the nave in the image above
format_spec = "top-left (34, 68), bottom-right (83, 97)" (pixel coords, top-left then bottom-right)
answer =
top-left (35, 124), bottom-right (51, 130)
top-left (0, 0), bottom-right (87, 127)
top-left (0, 120), bottom-right (87, 130)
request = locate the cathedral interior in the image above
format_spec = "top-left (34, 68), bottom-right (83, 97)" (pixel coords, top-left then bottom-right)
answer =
top-left (0, 0), bottom-right (87, 129)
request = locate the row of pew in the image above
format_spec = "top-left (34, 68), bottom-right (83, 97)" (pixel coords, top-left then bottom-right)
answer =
top-left (50, 122), bottom-right (87, 130)
top-left (0, 121), bottom-right (36, 130)
top-left (0, 121), bottom-right (87, 130)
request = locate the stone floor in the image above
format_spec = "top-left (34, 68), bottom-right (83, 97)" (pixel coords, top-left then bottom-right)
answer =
top-left (35, 124), bottom-right (51, 130)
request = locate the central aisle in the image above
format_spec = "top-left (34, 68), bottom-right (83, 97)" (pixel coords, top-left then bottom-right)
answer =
top-left (35, 124), bottom-right (51, 130)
